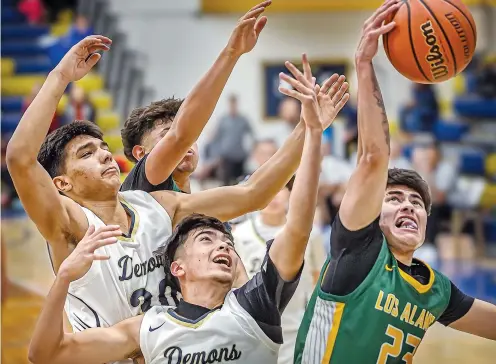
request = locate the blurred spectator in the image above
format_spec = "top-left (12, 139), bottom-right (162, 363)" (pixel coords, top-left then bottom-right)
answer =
top-left (63, 84), bottom-right (96, 124)
top-left (389, 138), bottom-right (412, 170)
top-left (412, 142), bottom-right (458, 244)
top-left (475, 61), bottom-right (496, 99)
top-left (18, 0), bottom-right (44, 24)
top-left (319, 141), bottom-right (353, 225)
top-left (245, 139), bottom-right (278, 174)
top-left (43, 0), bottom-right (77, 23)
top-left (23, 83), bottom-right (60, 133)
top-left (399, 83), bottom-right (439, 134)
top-left (278, 97), bottom-right (300, 129)
top-left (341, 101), bottom-right (358, 158)
top-left (202, 94), bottom-right (253, 185)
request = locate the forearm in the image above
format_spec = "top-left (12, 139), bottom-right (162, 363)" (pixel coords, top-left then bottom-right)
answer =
top-left (246, 122), bottom-right (305, 208)
top-left (271, 128), bottom-right (322, 280)
top-left (355, 61), bottom-right (390, 160)
top-left (7, 71), bottom-right (68, 163)
top-left (172, 48), bottom-right (239, 141)
top-left (29, 274), bottom-right (69, 363)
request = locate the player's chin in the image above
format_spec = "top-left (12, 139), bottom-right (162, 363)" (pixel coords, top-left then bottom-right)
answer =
top-left (393, 228), bottom-right (422, 247)
top-left (210, 269), bottom-right (235, 285)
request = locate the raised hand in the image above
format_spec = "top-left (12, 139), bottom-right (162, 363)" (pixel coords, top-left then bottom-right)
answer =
top-left (279, 54), bottom-right (322, 131)
top-left (58, 225), bottom-right (121, 282)
top-left (318, 74), bottom-right (350, 129)
top-left (226, 1), bottom-right (271, 57)
top-left (54, 35), bottom-right (112, 83)
top-left (355, 0), bottom-right (401, 64)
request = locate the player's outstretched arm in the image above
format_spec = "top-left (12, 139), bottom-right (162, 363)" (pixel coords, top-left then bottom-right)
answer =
top-left (29, 225), bottom-right (142, 364)
top-left (6, 36), bottom-right (111, 242)
top-left (449, 299), bottom-right (496, 340)
top-left (268, 60), bottom-right (328, 281)
top-left (165, 56), bottom-right (348, 225)
top-left (144, 1), bottom-right (271, 186)
top-left (338, 0), bottom-right (402, 231)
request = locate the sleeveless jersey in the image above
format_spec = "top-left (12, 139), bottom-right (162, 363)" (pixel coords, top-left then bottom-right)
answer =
top-left (140, 290), bottom-right (280, 364)
top-left (64, 191), bottom-right (176, 363)
top-left (233, 215), bottom-right (325, 364)
top-left (294, 239), bottom-right (451, 364)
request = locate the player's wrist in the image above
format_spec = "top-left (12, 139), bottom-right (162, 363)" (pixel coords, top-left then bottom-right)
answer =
top-left (221, 46), bottom-right (243, 61)
top-left (55, 271), bottom-right (72, 286)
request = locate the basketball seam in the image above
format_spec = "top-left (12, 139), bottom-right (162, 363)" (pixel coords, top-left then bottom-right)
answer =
top-left (406, 1), bottom-right (431, 82)
top-left (418, 0), bottom-right (458, 75)
top-left (441, 0), bottom-right (477, 47)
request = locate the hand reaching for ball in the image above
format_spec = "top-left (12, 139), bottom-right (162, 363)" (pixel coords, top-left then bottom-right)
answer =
top-left (355, 0), bottom-right (402, 64)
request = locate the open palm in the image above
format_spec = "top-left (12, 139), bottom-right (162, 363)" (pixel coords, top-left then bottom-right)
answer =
top-left (55, 35), bottom-right (112, 82)
top-left (318, 75), bottom-right (350, 130)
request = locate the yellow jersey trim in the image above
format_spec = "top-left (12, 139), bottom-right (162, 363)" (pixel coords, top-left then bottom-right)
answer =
top-left (397, 259), bottom-right (435, 294)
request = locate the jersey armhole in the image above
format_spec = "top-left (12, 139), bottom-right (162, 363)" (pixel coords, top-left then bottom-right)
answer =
top-left (318, 237), bottom-right (390, 303)
top-left (229, 291), bottom-right (280, 352)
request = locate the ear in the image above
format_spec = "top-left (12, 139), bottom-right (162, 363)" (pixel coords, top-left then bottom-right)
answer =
top-left (53, 176), bottom-right (73, 193)
top-left (132, 145), bottom-right (146, 161)
top-left (170, 260), bottom-right (185, 279)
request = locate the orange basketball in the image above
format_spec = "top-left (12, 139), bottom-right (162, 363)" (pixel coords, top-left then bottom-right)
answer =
top-left (383, 0), bottom-right (477, 84)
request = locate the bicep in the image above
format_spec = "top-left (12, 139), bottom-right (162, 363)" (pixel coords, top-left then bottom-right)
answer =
top-left (448, 299), bottom-right (496, 340)
top-left (55, 317), bottom-right (141, 364)
top-left (174, 185), bottom-right (255, 224)
top-left (338, 157), bottom-right (388, 231)
top-left (8, 161), bottom-right (74, 240)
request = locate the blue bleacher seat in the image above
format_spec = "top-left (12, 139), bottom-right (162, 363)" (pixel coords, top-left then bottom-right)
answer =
top-left (1, 24), bottom-right (49, 39)
top-left (433, 121), bottom-right (469, 142)
top-left (454, 97), bottom-right (496, 119)
top-left (459, 150), bottom-right (486, 176)
top-left (1, 97), bottom-right (23, 113)
top-left (15, 57), bottom-right (52, 73)
top-left (1, 112), bottom-right (21, 133)
top-left (484, 218), bottom-right (496, 243)
top-left (1, 40), bottom-right (45, 56)
top-left (1, 7), bottom-right (25, 23)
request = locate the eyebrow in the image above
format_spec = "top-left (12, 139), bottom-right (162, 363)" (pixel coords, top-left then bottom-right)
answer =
top-left (75, 140), bottom-right (109, 155)
top-left (387, 190), bottom-right (423, 202)
top-left (194, 229), bottom-right (234, 245)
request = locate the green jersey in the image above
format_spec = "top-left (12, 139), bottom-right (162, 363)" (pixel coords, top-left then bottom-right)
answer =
top-left (295, 239), bottom-right (451, 364)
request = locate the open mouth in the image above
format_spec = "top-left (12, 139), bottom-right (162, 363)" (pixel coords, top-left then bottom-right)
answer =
top-left (395, 216), bottom-right (418, 231)
top-left (213, 254), bottom-right (232, 268)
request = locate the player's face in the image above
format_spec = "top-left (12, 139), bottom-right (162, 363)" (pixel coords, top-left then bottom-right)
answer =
top-left (184, 228), bottom-right (237, 285)
top-left (56, 135), bottom-right (121, 198)
top-left (262, 188), bottom-right (290, 215)
top-left (146, 123), bottom-right (199, 174)
top-left (380, 185), bottom-right (427, 252)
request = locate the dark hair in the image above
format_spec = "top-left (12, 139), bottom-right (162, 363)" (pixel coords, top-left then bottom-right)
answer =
top-left (155, 214), bottom-right (233, 288)
top-left (121, 98), bottom-right (183, 163)
top-left (387, 168), bottom-right (432, 215)
top-left (38, 120), bottom-right (103, 178)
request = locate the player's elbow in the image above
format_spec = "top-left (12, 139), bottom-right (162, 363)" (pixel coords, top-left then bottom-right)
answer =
top-left (358, 149), bottom-right (389, 170)
top-left (28, 344), bottom-right (52, 364)
top-left (5, 140), bottom-right (35, 169)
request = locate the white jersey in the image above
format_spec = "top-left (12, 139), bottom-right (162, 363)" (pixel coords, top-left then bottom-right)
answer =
top-left (140, 291), bottom-right (279, 364)
top-left (232, 214), bottom-right (326, 364)
top-left (64, 191), bottom-right (174, 363)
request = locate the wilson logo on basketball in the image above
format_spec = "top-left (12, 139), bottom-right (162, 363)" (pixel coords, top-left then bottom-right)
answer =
top-left (420, 20), bottom-right (448, 80)
top-left (445, 12), bottom-right (470, 63)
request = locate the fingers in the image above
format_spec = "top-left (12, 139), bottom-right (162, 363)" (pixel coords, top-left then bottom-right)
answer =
top-left (365, 0), bottom-right (399, 26)
top-left (241, 5), bottom-right (267, 22)
top-left (93, 254), bottom-right (111, 261)
top-left (94, 236), bottom-right (119, 250)
top-left (371, 2), bottom-right (402, 29)
top-left (302, 53), bottom-right (313, 84)
top-left (371, 21), bottom-right (396, 36)
top-left (88, 43), bottom-right (111, 54)
top-left (285, 61), bottom-right (313, 88)
top-left (320, 74), bottom-right (340, 94)
top-left (279, 87), bottom-right (308, 103)
top-left (331, 81), bottom-right (349, 105)
top-left (85, 225), bottom-right (96, 237)
top-left (78, 35), bottom-right (112, 50)
top-left (335, 93), bottom-right (351, 113)
top-left (254, 16), bottom-right (268, 36)
top-left (279, 72), bottom-right (312, 96)
top-left (244, 0), bottom-right (272, 17)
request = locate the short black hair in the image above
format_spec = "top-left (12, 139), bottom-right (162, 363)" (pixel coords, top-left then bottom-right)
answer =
top-left (121, 98), bottom-right (183, 163)
top-left (155, 214), bottom-right (233, 288)
top-left (387, 168), bottom-right (432, 215)
top-left (38, 120), bottom-right (103, 178)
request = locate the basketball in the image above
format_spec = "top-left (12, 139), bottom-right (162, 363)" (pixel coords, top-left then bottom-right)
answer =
top-left (383, 0), bottom-right (477, 83)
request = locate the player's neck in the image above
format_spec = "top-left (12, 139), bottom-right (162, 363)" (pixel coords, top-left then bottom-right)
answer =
top-left (259, 211), bottom-right (286, 227)
top-left (390, 247), bottom-right (414, 266)
top-left (172, 171), bottom-right (191, 193)
top-left (80, 196), bottom-right (129, 228)
top-left (181, 281), bottom-right (229, 310)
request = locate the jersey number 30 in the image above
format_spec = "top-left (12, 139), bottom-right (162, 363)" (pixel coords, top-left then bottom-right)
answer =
top-left (377, 325), bottom-right (421, 364)
top-left (130, 279), bottom-right (181, 313)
